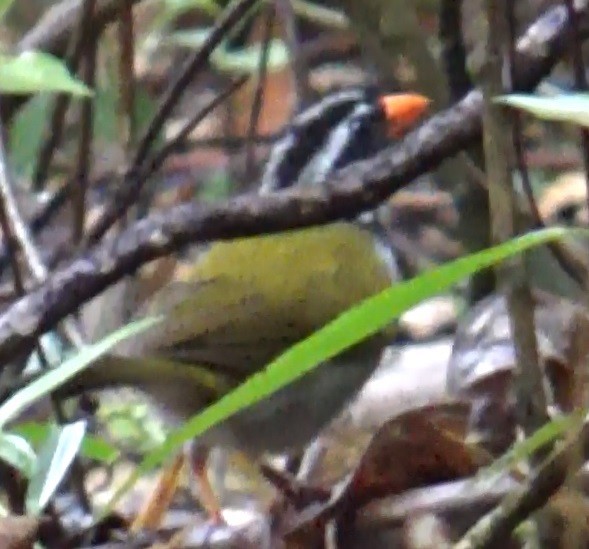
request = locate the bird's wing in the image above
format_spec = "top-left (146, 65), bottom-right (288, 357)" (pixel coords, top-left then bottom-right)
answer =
top-left (118, 276), bottom-right (307, 374)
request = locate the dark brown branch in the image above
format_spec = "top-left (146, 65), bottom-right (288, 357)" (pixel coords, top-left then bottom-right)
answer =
top-left (245, 5), bottom-right (275, 177)
top-left (72, 30), bottom-right (98, 245)
top-left (439, 0), bottom-right (472, 101)
top-left (0, 3), bottom-right (584, 366)
top-left (0, 118), bottom-right (26, 295)
top-left (32, 0), bottom-right (98, 192)
top-left (117, 0), bottom-right (137, 161)
top-left (276, 0), bottom-right (312, 106)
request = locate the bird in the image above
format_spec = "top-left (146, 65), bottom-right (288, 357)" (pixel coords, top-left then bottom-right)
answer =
top-left (54, 90), bottom-right (430, 523)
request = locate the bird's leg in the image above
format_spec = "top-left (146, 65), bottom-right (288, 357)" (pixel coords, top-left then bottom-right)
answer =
top-left (130, 451), bottom-right (185, 532)
top-left (130, 443), bottom-right (224, 532)
top-left (188, 442), bottom-right (225, 524)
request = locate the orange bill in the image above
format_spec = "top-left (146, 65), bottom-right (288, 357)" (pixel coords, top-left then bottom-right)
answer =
top-left (379, 93), bottom-right (431, 138)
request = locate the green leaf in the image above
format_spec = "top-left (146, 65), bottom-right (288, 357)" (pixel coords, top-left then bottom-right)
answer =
top-left (495, 93), bottom-right (589, 127)
top-left (92, 85), bottom-right (119, 142)
top-left (92, 82), bottom-right (158, 150)
top-left (133, 86), bottom-right (159, 138)
top-left (199, 173), bottom-right (234, 202)
top-left (165, 28), bottom-right (212, 49)
top-left (0, 0), bottom-right (16, 22)
top-left (25, 421), bottom-right (86, 515)
top-left (0, 432), bottom-right (36, 478)
top-left (291, 0), bottom-right (348, 29)
top-left (163, 0), bottom-right (221, 19)
top-left (0, 51), bottom-right (92, 95)
top-left (11, 422), bottom-right (119, 465)
top-left (168, 30), bottom-right (290, 74)
top-left (103, 226), bottom-right (584, 515)
top-left (9, 94), bottom-right (51, 177)
top-left (213, 39), bottom-right (290, 74)
top-left (0, 316), bottom-right (161, 428)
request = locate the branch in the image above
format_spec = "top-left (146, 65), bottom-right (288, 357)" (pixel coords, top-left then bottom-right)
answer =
top-left (0, 3), bottom-right (585, 366)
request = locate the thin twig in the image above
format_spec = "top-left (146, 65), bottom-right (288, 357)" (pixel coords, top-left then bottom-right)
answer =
top-left (72, 35), bottom-right (98, 245)
top-left (0, 147), bottom-right (26, 294)
top-left (483, 0), bottom-right (548, 446)
top-left (32, 0), bottom-right (98, 192)
top-left (142, 76), bottom-right (250, 180)
top-left (506, 0), bottom-right (558, 422)
top-left (0, 186), bottom-right (70, 278)
top-left (116, 0), bottom-right (140, 227)
top-left (275, 0), bottom-right (312, 107)
top-left (117, 0), bottom-right (137, 161)
top-left (245, 5), bottom-right (275, 177)
top-left (439, 0), bottom-right (472, 101)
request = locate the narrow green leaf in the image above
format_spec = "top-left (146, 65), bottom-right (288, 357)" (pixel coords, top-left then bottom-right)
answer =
top-left (480, 409), bottom-right (585, 477)
top-left (495, 93), bottom-right (589, 127)
top-left (0, 432), bottom-right (36, 478)
top-left (11, 422), bottom-right (119, 465)
top-left (25, 421), bottom-right (86, 515)
top-left (0, 51), bottom-right (92, 95)
top-left (103, 226), bottom-right (583, 515)
top-left (0, 316), bottom-right (161, 428)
